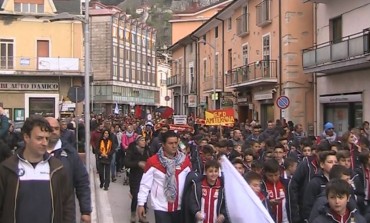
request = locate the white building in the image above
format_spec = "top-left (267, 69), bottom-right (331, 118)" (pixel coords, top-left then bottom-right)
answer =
top-left (303, 0), bottom-right (370, 136)
top-left (157, 56), bottom-right (172, 107)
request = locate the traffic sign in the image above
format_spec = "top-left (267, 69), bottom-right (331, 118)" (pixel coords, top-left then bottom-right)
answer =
top-left (276, 96), bottom-right (290, 109)
top-left (173, 115), bottom-right (187, 125)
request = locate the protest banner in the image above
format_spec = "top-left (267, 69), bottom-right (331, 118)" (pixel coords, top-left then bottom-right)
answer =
top-left (205, 108), bottom-right (234, 126)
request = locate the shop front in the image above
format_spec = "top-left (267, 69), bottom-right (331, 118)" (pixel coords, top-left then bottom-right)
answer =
top-left (0, 77), bottom-right (83, 121)
top-left (320, 93), bottom-right (363, 136)
top-left (253, 90), bottom-right (275, 129)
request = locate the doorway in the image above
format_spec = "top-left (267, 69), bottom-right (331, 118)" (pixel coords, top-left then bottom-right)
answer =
top-left (261, 104), bottom-right (274, 129)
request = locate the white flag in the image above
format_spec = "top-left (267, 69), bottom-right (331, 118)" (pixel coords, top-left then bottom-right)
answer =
top-left (114, 102), bottom-right (119, 114)
top-left (220, 156), bottom-right (274, 223)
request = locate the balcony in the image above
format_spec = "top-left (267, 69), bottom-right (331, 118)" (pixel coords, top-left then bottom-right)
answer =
top-left (226, 60), bottom-right (278, 88)
top-left (203, 75), bottom-right (223, 92)
top-left (236, 13), bottom-right (249, 37)
top-left (302, 0), bottom-right (330, 3)
top-left (0, 56), bottom-right (83, 76)
top-left (166, 75), bottom-right (182, 88)
top-left (256, 0), bottom-right (271, 27)
top-left (303, 29), bottom-right (370, 74)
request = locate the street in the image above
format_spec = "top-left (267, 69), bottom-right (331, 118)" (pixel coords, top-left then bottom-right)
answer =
top-left (92, 162), bottom-right (155, 223)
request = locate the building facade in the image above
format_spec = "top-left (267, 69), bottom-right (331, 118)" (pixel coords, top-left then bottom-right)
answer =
top-left (169, 0), bottom-right (315, 131)
top-left (168, 1), bottom-right (231, 116)
top-left (303, 0), bottom-right (370, 136)
top-left (157, 54), bottom-right (172, 107)
top-left (0, 0), bottom-right (84, 120)
top-left (90, 2), bottom-right (159, 115)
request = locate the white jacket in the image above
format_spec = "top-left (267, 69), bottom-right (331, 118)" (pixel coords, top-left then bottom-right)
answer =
top-left (137, 154), bottom-right (191, 212)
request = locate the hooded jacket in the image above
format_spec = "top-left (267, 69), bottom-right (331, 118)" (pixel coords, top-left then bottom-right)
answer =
top-left (302, 171), bottom-right (329, 220)
top-left (0, 151), bottom-right (74, 223)
top-left (311, 202), bottom-right (366, 223)
top-left (288, 155), bottom-right (318, 223)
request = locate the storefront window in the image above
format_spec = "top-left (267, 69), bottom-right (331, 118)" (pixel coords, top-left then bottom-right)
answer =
top-left (29, 98), bottom-right (55, 117)
top-left (324, 102), bottom-right (363, 136)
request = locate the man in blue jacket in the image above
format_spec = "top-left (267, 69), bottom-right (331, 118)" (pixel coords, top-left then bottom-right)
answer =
top-left (46, 117), bottom-right (91, 223)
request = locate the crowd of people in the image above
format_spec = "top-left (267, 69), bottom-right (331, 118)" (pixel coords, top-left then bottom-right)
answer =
top-left (2, 101), bottom-right (370, 223)
top-left (87, 111), bottom-right (370, 223)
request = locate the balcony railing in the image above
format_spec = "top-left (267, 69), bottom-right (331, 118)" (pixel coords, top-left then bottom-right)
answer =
top-left (256, 0), bottom-right (271, 27)
top-left (203, 75), bottom-right (222, 92)
top-left (226, 60), bottom-right (278, 87)
top-left (236, 13), bottom-right (249, 37)
top-left (303, 29), bottom-right (370, 72)
top-left (166, 75), bottom-right (182, 87)
top-left (0, 56), bottom-right (80, 71)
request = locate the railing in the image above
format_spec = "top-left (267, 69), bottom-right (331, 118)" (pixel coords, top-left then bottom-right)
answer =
top-left (166, 75), bottom-right (182, 87)
top-left (0, 56), bottom-right (14, 69)
top-left (236, 13), bottom-right (249, 37)
top-left (0, 56), bottom-right (81, 72)
top-left (226, 60), bottom-right (277, 87)
top-left (256, 0), bottom-right (271, 27)
top-left (303, 29), bottom-right (370, 68)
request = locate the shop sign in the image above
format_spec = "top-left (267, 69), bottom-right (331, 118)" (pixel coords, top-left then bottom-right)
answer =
top-left (319, 94), bottom-right (362, 103)
top-left (253, 91), bottom-right (273, 101)
top-left (0, 82), bottom-right (59, 91)
top-left (188, 94), bottom-right (197, 108)
top-left (174, 115), bottom-right (187, 125)
top-left (205, 108), bottom-right (234, 126)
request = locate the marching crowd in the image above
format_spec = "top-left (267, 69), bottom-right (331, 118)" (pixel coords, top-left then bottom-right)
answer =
top-left (1, 102), bottom-right (370, 223)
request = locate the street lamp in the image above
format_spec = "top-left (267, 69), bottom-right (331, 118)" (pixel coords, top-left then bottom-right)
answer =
top-left (198, 39), bottom-right (217, 110)
top-left (49, 4), bottom-right (91, 174)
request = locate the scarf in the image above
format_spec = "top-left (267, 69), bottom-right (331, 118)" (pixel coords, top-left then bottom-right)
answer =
top-left (157, 148), bottom-right (186, 202)
top-left (126, 131), bottom-right (134, 138)
top-left (100, 139), bottom-right (112, 156)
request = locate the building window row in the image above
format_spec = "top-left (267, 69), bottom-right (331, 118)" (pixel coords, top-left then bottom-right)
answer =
top-left (0, 39), bottom-right (14, 69)
top-left (14, 3), bottom-right (44, 13)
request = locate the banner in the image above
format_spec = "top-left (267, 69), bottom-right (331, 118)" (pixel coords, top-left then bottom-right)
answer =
top-left (205, 108), bottom-right (234, 126)
top-left (220, 156), bottom-right (275, 223)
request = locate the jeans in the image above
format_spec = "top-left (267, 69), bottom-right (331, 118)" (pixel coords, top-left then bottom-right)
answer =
top-left (98, 163), bottom-right (110, 189)
top-left (154, 210), bottom-right (181, 223)
top-left (110, 152), bottom-right (116, 179)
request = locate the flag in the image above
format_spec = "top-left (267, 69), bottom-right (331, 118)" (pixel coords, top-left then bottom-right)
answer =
top-left (220, 156), bottom-right (274, 223)
top-left (114, 102), bottom-right (119, 115)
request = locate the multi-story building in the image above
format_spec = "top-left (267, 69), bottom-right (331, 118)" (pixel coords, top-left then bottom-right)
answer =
top-left (168, 0), bottom-right (231, 115)
top-left (90, 2), bottom-right (159, 115)
top-left (302, 0), bottom-right (370, 136)
top-left (157, 54), bottom-right (172, 107)
top-left (169, 0), bottom-right (315, 130)
top-left (0, 0), bottom-right (84, 120)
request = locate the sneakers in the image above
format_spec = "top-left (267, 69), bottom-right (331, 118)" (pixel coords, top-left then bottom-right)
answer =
top-left (99, 183), bottom-right (104, 189)
top-left (103, 187), bottom-right (108, 191)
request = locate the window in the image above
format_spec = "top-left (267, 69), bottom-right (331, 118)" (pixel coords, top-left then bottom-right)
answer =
top-left (228, 49), bottom-right (232, 71)
top-left (190, 66), bottom-right (195, 92)
top-left (14, 3), bottom-right (44, 13)
top-left (203, 59), bottom-right (207, 79)
top-left (37, 40), bottom-right (49, 57)
top-left (189, 43), bottom-right (193, 53)
top-left (256, 0), bottom-right (271, 27)
top-left (330, 16), bottom-right (342, 43)
top-left (0, 39), bottom-right (14, 69)
top-left (242, 44), bottom-right (248, 65)
top-left (262, 35), bottom-right (271, 77)
top-left (202, 35), bottom-right (206, 45)
top-left (215, 26), bottom-right (219, 38)
top-left (262, 35), bottom-right (270, 61)
top-left (227, 18), bottom-right (232, 30)
top-left (113, 64), bottom-right (118, 78)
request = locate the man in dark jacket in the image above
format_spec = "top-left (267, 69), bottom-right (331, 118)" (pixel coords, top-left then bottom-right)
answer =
top-left (60, 119), bottom-right (76, 147)
top-left (149, 124), bottom-right (169, 155)
top-left (0, 103), bottom-right (9, 143)
top-left (0, 115), bottom-right (74, 223)
top-left (46, 117), bottom-right (91, 223)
